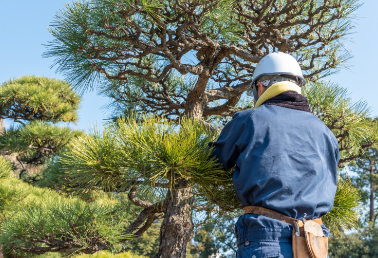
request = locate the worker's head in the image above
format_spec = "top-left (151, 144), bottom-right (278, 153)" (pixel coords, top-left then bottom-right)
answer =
top-left (253, 74), bottom-right (301, 105)
top-left (250, 52), bottom-right (306, 102)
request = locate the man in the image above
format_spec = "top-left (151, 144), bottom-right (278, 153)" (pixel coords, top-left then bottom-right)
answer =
top-left (209, 52), bottom-right (339, 257)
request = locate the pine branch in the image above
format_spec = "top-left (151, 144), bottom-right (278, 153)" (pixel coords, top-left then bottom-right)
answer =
top-left (125, 200), bottom-right (165, 236)
top-left (128, 185), bottom-right (153, 208)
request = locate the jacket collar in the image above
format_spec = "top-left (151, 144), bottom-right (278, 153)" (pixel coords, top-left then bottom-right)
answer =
top-left (254, 81), bottom-right (301, 109)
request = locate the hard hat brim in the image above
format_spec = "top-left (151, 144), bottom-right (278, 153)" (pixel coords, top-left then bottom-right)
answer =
top-left (251, 72), bottom-right (306, 87)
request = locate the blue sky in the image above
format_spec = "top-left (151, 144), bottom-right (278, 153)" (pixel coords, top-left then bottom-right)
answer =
top-left (1, 0), bottom-right (377, 132)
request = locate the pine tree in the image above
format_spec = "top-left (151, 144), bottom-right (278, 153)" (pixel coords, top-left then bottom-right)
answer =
top-left (3, 0), bottom-right (374, 257)
top-left (0, 75), bottom-right (81, 175)
top-left (42, 1), bottom-right (367, 256)
top-left (328, 223), bottom-right (378, 257)
top-left (0, 156), bottom-right (137, 257)
top-left (0, 76), bottom-right (79, 124)
top-left (350, 137), bottom-right (378, 222)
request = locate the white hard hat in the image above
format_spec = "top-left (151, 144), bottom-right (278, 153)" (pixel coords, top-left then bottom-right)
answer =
top-left (251, 52), bottom-right (306, 100)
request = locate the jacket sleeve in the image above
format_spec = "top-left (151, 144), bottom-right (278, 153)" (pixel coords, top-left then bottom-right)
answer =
top-left (208, 112), bottom-right (250, 170)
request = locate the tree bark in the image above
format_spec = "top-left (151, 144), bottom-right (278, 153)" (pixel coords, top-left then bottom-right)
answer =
top-left (155, 187), bottom-right (193, 258)
top-left (184, 75), bottom-right (209, 118)
top-left (152, 73), bottom-right (211, 257)
top-left (155, 94), bottom-right (205, 258)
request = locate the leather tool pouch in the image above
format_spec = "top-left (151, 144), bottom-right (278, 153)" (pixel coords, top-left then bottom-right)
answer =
top-left (292, 233), bottom-right (311, 258)
top-left (292, 221), bottom-right (328, 258)
top-left (305, 231), bottom-right (328, 258)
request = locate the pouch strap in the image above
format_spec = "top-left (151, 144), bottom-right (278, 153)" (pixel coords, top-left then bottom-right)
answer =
top-left (244, 206), bottom-right (323, 227)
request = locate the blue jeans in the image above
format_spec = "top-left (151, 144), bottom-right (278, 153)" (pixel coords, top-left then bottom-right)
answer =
top-left (235, 214), bottom-right (330, 258)
top-left (237, 241), bottom-right (292, 258)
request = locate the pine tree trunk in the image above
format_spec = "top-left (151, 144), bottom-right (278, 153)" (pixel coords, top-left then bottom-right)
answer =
top-left (155, 188), bottom-right (194, 258)
top-left (155, 95), bottom-right (206, 258)
top-left (184, 75), bottom-right (209, 119)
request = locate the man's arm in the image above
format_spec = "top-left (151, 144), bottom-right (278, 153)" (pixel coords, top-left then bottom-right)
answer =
top-left (209, 112), bottom-right (251, 170)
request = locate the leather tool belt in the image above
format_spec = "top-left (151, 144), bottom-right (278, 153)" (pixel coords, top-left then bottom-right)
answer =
top-left (244, 206), bottom-right (328, 258)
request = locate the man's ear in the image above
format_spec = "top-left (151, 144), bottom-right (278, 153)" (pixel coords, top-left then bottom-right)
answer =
top-left (257, 82), bottom-right (263, 96)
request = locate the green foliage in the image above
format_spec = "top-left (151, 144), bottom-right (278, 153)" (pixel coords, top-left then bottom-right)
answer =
top-left (0, 121), bottom-right (83, 164)
top-left (323, 177), bottom-right (360, 235)
top-left (73, 250), bottom-right (145, 258)
top-left (201, 169), bottom-right (241, 211)
top-left (0, 175), bottom-right (132, 255)
top-left (328, 223), bottom-right (378, 258)
top-left (188, 212), bottom-right (241, 257)
top-left (0, 156), bottom-right (13, 180)
top-left (304, 82), bottom-right (378, 166)
top-left (200, 0), bottom-right (243, 44)
top-left (349, 144), bottom-right (378, 223)
top-left (0, 75), bottom-right (80, 123)
top-left (122, 221), bottom-right (160, 257)
top-left (56, 117), bottom-right (226, 197)
top-left (190, 230), bottom-right (217, 258)
top-left (0, 157), bottom-right (19, 217)
top-left (44, 0), bottom-right (357, 91)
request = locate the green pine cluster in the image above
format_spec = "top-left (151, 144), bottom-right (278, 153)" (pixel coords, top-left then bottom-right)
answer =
top-left (0, 157), bottom-right (148, 255)
top-left (72, 251), bottom-right (145, 258)
top-left (304, 82), bottom-right (378, 167)
top-left (39, 116), bottom-right (227, 198)
top-left (0, 121), bottom-right (83, 165)
top-left (0, 76), bottom-right (80, 123)
top-left (0, 76), bottom-right (82, 169)
top-left (322, 177), bottom-right (360, 234)
top-left (0, 156), bottom-right (132, 256)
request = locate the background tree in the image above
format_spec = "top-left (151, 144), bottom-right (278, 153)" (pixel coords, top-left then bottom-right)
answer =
top-left (43, 0), bottom-right (367, 257)
top-left (121, 220), bottom-right (161, 257)
top-left (0, 76), bottom-right (150, 256)
top-left (0, 76), bottom-right (79, 124)
top-left (328, 223), bottom-right (378, 258)
top-left (189, 226), bottom-right (218, 258)
top-left (188, 213), bottom-right (240, 258)
top-left (0, 75), bottom-right (81, 175)
top-left (350, 143), bottom-right (378, 222)
top-left (0, 155), bottom-right (140, 257)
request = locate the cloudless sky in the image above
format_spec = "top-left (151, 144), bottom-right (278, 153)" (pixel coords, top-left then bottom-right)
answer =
top-left (0, 0), bottom-right (377, 132)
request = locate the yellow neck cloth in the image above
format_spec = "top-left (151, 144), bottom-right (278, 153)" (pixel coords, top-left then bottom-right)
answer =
top-left (254, 81), bottom-right (302, 109)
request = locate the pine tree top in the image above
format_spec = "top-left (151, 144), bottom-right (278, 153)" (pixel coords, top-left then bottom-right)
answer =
top-left (0, 75), bottom-right (80, 123)
top-left (44, 0), bottom-right (359, 119)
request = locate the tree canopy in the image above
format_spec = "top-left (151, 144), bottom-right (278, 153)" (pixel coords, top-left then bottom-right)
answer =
top-left (45, 0), bottom-right (358, 118)
top-left (0, 76), bottom-right (82, 174)
top-left (0, 76), bottom-right (80, 124)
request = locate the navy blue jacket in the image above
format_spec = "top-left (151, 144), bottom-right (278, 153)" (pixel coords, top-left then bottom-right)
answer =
top-left (210, 104), bottom-right (339, 247)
